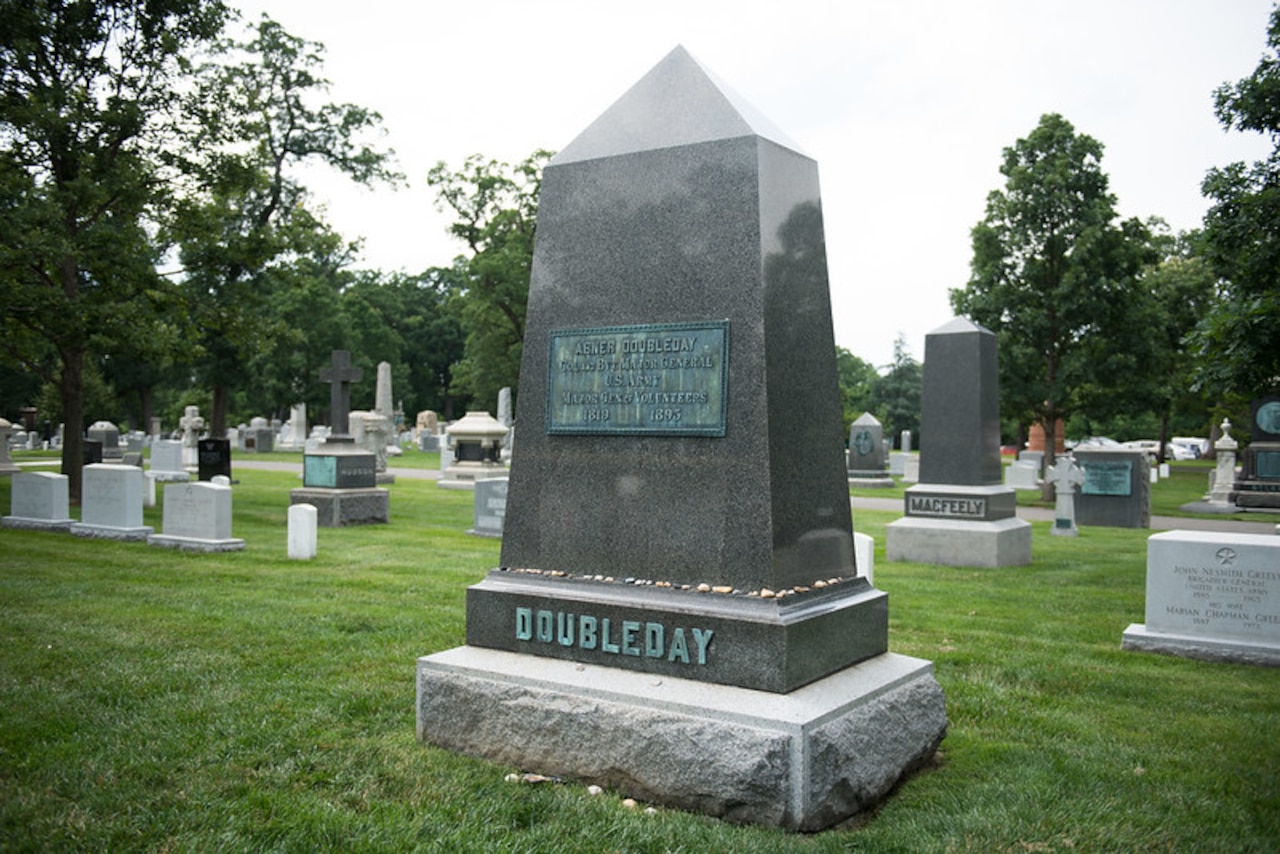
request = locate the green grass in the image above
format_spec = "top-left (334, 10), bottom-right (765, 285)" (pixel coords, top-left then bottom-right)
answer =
top-left (1, 467), bottom-right (1278, 851)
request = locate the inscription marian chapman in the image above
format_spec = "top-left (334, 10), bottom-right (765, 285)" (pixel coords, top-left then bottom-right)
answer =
top-left (546, 321), bottom-right (729, 436)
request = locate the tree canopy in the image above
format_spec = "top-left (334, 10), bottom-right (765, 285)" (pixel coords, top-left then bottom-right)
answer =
top-left (1193, 5), bottom-right (1280, 395)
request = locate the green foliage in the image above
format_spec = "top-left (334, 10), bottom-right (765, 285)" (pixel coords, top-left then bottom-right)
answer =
top-left (835, 346), bottom-right (877, 433)
top-left (0, 0), bottom-right (231, 496)
top-left (952, 113), bottom-right (1159, 469)
top-left (168, 15), bottom-right (399, 431)
top-left (868, 334), bottom-right (922, 449)
top-left (1194, 6), bottom-right (1280, 395)
top-left (428, 150), bottom-right (552, 410)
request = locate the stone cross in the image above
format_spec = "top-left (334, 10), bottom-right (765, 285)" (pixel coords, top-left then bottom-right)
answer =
top-left (179, 406), bottom-right (204, 448)
top-left (1047, 456), bottom-right (1086, 537)
top-left (318, 350), bottom-right (362, 438)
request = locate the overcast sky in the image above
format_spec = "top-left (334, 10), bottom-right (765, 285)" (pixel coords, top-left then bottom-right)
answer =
top-left (234, 0), bottom-right (1275, 370)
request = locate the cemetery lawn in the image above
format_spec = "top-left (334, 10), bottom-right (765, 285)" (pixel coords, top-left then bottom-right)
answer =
top-left (1, 470), bottom-right (1277, 852)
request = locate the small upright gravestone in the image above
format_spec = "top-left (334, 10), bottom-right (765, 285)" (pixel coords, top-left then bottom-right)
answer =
top-left (70, 463), bottom-right (153, 541)
top-left (847, 413), bottom-right (894, 487)
top-left (290, 350), bottom-right (389, 526)
top-left (87, 421), bottom-right (122, 460)
top-left (0, 418), bottom-right (18, 475)
top-left (149, 439), bottom-right (190, 482)
top-left (1073, 449), bottom-right (1150, 528)
top-left (2, 471), bottom-right (73, 531)
top-left (1046, 456), bottom-right (1086, 537)
top-left (467, 477), bottom-right (508, 538)
top-left (148, 481), bottom-right (244, 552)
top-left (288, 503), bottom-right (318, 559)
top-left (416, 47), bottom-right (945, 832)
top-left (886, 318), bottom-right (1031, 567)
top-left (197, 438), bottom-right (231, 481)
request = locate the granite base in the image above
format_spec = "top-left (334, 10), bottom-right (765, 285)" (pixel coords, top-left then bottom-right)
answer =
top-left (416, 647), bottom-right (946, 831)
top-left (147, 533), bottom-right (246, 553)
top-left (69, 523), bottom-right (154, 542)
top-left (885, 516), bottom-right (1032, 567)
top-left (1, 516), bottom-right (74, 532)
top-left (847, 474), bottom-right (895, 489)
top-left (1121, 623), bottom-right (1280, 667)
top-left (289, 487), bottom-right (389, 527)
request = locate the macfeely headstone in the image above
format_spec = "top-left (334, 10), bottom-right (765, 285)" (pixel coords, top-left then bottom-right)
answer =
top-left (70, 463), bottom-right (153, 541)
top-left (415, 47), bottom-right (946, 832)
top-left (290, 350), bottom-right (389, 526)
top-left (2, 471), bottom-right (73, 531)
top-left (468, 476), bottom-right (508, 538)
top-left (148, 481), bottom-right (244, 552)
top-left (1233, 396), bottom-right (1280, 509)
top-left (1122, 530), bottom-right (1280, 666)
top-left (886, 318), bottom-right (1031, 567)
top-left (1073, 448), bottom-right (1150, 528)
top-left (847, 412), bottom-right (894, 487)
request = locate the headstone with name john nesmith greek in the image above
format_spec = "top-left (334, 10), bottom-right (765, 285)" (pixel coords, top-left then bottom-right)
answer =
top-left (416, 46), bottom-right (945, 832)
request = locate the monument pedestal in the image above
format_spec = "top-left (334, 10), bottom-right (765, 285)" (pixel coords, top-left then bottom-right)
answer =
top-left (417, 647), bottom-right (946, 832)
top-left (886, 484), bottom-right (1032, 567)
top-left (290, 436), bottom-right (388, 526)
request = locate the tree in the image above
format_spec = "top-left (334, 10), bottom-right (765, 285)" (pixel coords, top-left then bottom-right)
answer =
top-left (835, 346), bottom-right (877, 434)
top-left (1193, 5), bottom-right (1280, 395)
top-left (169, 15), bottom-right (398, 433)
top-left (427, 150), bottom-right (551, 409)
top-left (868, 335), bottom-right (922, 449)
top-left (0, 0), bottom-right (230, 500)
top-left (951, 113), bottom-right (1155, 495)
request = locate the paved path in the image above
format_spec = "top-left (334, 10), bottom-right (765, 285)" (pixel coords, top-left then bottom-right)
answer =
top-left (222, 459), bottom-right (1279, 536)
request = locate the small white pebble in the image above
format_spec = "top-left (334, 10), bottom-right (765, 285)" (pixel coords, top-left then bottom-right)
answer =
top-left (696, 583), bottom-right (711, 593)
top-left (504, 773), bottom-right (520, 782)
top-left (644, 807), bottom-right (658, 815)
top-left (587, 785), bottom-right (603, 796)
top-left (622, 798), bottom-right (638, 809)
top-left (760, 588), bottom-right (775, 599)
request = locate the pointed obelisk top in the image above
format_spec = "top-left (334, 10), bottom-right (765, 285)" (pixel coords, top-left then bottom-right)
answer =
top-left (552, 45), bottom-right (805, 165)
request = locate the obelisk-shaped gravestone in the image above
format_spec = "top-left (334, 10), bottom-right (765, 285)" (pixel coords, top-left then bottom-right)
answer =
top-left (417, 47), bottom-right (945, 831)
top-left (886, 318), bottom-right (1031, 566)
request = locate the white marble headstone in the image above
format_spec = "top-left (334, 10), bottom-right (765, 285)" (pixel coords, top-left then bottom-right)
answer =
top-left (2, 471), bottom-right (73, 531)
top-left (149, 439), bottom-right (190, 482)
top-left (288, 502), bottom-right (318, 559)
top-left (148, 481), bottom-right (244, 552)
top-left (71, 463), bottom-right (153, 540)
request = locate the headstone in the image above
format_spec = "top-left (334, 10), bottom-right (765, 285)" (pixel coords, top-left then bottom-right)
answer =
top-left (438, 411), bottom-right (508, 490)
top-left (1017, 449), bottom-right (1045, 470)
top-left (1074, 449), bottom-right (1150, 528)
top-left (291, 350), bottom-right (389, 526)
top-left (886, 318), bottom-right (1032, 567)
top-left (901, 430), bottom-right (912, 454)
top-left (82, 439), bottom-right (103, 465)
top-left (902, 454), bottom-right (919, 484)
top-left (149, 439), bottom-right (190, 482)
top-left (149, 416), bottom-right (162, 437)
top-left (468, 477), bottom-right (508, 538)
top-left (847, 413), bottom-right (894, 487)
top-left (416, 47), bottom-right (944, 832)
top-left (1122, 530), bottom-right (1280, 666)
top-left (148, 481), bottom-right (244, 552)
top-left (888, 452), bottom-right (907, 477)
top-left (854, 531), bottom-right (875, 585)
top-left (1232, 396), bottom-right (1280, 509)
top-left (0, 418), bottom-right (18, 475)
top-left (243, 416), bottom-right (273, 453)
top-left (416, 410), bottom-right (439, 439)
top-left (288, 502), bottom-right (318, 559)
top-left (1209, 419), bottom-right (1238, 505)
top-left (497, 386), bottom-right (514, 459)
top-left (179, 405), bottom-right (204, 467)
top-left (87, 420), bottom-right (122, 460)
top-left (278, 403), bottom-right (307, 450)
top-left (2, 471), bottom-right (73, 531)
top-left (197, 438), bottom-right (232, 482)
top-left (70, 463), bottom-right (153, 540)
top-left (360, 411), bottom-right (395, 484)
top-left (1046, 456), bottom-right (1086, 537)
top-left (1005, 459), bottom-right (1041, 491)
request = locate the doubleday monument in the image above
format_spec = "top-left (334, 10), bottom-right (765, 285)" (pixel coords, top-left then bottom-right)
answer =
top-left (416, 47), bottom-right (946, 830)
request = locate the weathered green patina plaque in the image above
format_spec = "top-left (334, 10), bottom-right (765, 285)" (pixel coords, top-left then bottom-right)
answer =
top-left (304, 454), bottom-right (337, 488)
top-left (1081, 459), bottom-right (1132, 496)
top-left (546, 321), bottom-right (729, 436)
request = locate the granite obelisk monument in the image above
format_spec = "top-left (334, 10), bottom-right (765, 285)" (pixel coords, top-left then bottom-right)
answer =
top-left (416, 47), bottom-right (946, 831)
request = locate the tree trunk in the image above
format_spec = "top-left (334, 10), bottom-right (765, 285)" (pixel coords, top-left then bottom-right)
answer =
top-left (140, 385), bottom-right (154, 434)
top-left (1157, 411), bottom-right (1171, 465)
top-left (1039, 407), bottom-right (1057, 503)
top-left (211, 383), bottom-right (229, 437)
top-left (59, 346), bottom-right (85, 504)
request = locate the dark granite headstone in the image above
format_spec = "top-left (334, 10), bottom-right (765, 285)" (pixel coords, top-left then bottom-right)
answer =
top-left (197, 438), bottom-right (231, 481)
top-left (1073, 449), bottom-right (1150, 527)
top-left (918, 318), bottom-right (1001, 486)
top-left (468, 47), bottom-right (885, 694)
top-left (418, 46), bottom-right (945, 832)
top-left (82, 440), bottom-right (103, 465)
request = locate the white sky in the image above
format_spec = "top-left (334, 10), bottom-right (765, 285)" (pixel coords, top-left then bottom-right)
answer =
top-left (235, 0), bottom-right (1275, 370)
